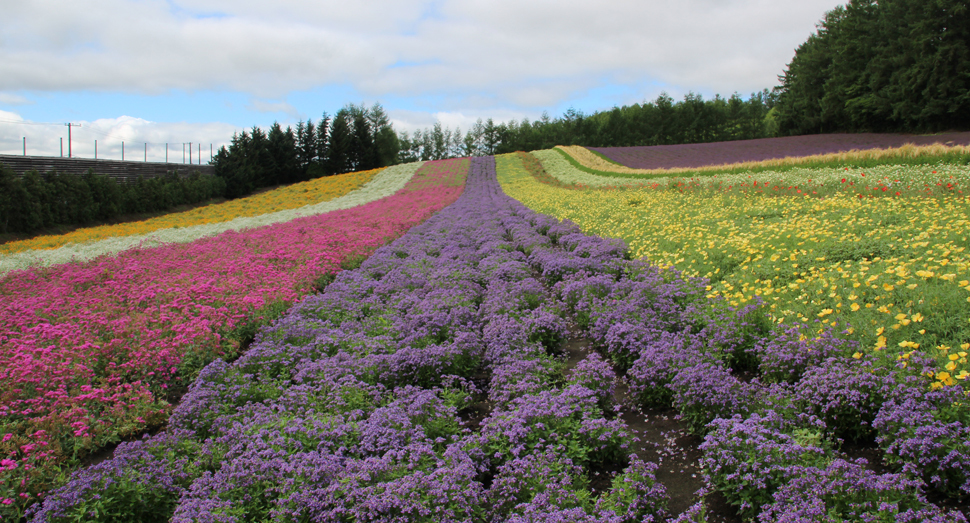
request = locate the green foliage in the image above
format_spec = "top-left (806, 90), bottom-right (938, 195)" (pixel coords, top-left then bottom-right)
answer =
top-left (0, 164), bottom-right (224, 235)
top-left (326, 108), bottom-right (353, 175)
top-left (401, 91), bottom-right (777, 160)
top-left (211, 103), bottom-right (400, 199)
top-left (221, 299), bottom-right (293, 357)
top-left (40, 436), bottom-right (220, 523)
top-left (595, 460), bottom-right (669, 523)
top-left (775, 0), bottom-right (970, 134)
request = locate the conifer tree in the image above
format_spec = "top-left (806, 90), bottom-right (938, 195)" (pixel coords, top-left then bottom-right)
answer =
top-left (327, 109), bottom-right (351, 175)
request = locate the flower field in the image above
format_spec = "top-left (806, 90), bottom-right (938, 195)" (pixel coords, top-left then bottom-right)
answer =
top-left (587, 131), bottom-right (970, 171)
top-left (0, 165), bottom-right (423, 276)
top-left (536, 147), bottom-right (970, 195)
top-left (6, 142), bottom-right (970, 521)
top-left (0, 167), bottom-right (382, 258)
top-left (502, 150), bottom-right (970, 388)
top-left (0, 158), bottom-right (471, 517)
top-left (498, 150), bottom-right (970, 519)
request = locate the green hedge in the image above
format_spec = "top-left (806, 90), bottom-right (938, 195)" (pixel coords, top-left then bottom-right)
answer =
top-left (0, 164), bottom-right (226, 235)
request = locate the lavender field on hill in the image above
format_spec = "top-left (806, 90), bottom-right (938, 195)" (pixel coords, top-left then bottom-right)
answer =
top-left (591, 132), bottom-right (970, 170)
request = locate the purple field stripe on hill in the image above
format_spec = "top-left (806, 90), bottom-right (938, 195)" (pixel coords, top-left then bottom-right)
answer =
top-left (590, 131), bottom-right (970, 170)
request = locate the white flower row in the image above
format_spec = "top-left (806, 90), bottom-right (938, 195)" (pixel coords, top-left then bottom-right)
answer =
top-left (533, 148), bottom-right (970, 189)
top-left (0, 162), bottom-right (425, 277)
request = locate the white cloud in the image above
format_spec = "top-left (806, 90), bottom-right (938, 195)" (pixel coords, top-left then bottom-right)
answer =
top-left (246, 99), bottom-right (300, 118)
top-left (0, 111), bottom-right (239, 163)
top-left (0, 93), bottom-right (33, 105)
top-left (0, 0), bottom-right (842, 118)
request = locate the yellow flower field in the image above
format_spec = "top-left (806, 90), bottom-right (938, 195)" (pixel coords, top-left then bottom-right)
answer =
top-left (0, 168), bottom-right (381, 255)
top-left (497, 152), bottom-right (970, 389)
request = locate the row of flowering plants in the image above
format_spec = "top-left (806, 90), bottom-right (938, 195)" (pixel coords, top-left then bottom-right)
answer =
top-left (0, 164), bottom-right (422, 276)
top-left (582, 132), bottom-right (970, 171)
top-left (537, 147), bottom-right (970, 197)
top-left (0, 167), bottom-right (383, 258)
top-left (0, 159), bottom-right (470, 518)
top-left (503, 150), bottom-right (970, 391)
top-left (27, 157), bottom-right (678, 522)
top-left (496, 152), bottom-right (969, 521)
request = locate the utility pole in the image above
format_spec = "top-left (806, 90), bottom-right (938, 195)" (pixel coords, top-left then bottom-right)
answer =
top-left (144, 143), bottom-right (147, 162)
top-left (60, 138), bottom-right (63, 157)
top-left (95, 140), bottom-right (98, 159)
top-left (64, 123), bottom-right (80, 158)
top-left (188, 142), bottom-right (193, 165)
top-left (166, 143), bottom-right (168, 163)
top-left (23, 137), bottom-right (26, 156)
top-left (182, 143), bottom-right (186, 164)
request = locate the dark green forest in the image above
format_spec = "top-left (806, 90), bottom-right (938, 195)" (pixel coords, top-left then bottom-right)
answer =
top-left (0, 165), bottom-right (224, 235)
top-left (212, 103), bottom-right (398, 198)
top-left (773, 0), bottom-right (970, 134)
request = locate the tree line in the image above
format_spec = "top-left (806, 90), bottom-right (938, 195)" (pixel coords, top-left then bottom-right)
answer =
top-left (396, 90), bottom-right (777, 160)
top-left (212, 103), bottom-right (398, 198)
top-left (0, 165), bottom-right (224, 235)
top-left (773, 0), bottom-right (969, 135)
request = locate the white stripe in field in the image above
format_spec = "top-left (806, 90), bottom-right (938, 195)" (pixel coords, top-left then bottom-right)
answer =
top-left (0, 161), bottom-right (425, 276)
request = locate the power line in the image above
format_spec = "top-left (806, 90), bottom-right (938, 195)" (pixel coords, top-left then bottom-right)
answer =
top-left (0, 118), bottom-right (58, 126)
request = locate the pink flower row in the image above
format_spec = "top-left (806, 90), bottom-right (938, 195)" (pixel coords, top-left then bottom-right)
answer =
top-left (0, 159), bottom-right (468, 510)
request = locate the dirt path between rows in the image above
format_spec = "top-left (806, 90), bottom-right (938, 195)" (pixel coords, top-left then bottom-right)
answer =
top-left (561, 326), bottom-right (742, 522)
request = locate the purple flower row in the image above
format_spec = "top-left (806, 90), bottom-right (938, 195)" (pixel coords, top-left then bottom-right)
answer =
top-left (551, 237), bottom-right (969, 518)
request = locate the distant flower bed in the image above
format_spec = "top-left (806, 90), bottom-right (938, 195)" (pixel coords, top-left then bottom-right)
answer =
top-left (0, 168), bottom-right (382, 257)
top-left (535, 148), bottom-right (970, 196)
top-left (587, 131), bottom-right (970, 171)
top-left (0, 164), bottom-right (420, 276)
top-left (0, 159), bottom-right (466, 517)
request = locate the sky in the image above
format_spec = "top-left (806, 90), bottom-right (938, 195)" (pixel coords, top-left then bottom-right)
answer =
top-left (0, 0), bottom-right (844, 163)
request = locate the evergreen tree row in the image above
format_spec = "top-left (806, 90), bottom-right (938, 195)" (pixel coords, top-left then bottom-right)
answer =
top-left (212, 103), bottom-right (399, 198)
top-left (496, 90), bottom-right (777, 152)
top-left (0, 165), bottom-right (225, 235)
top-left (397, 90), bottom-right (777, 161)
top-left (773, 0), bottom-right (970, 134)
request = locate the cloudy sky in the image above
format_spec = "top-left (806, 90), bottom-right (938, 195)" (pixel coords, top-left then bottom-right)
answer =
top-left (0, 0), bottom-right (842, 162)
